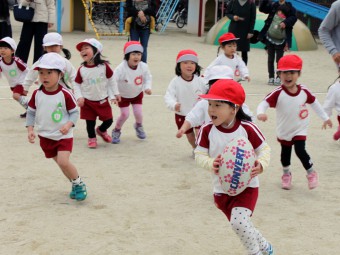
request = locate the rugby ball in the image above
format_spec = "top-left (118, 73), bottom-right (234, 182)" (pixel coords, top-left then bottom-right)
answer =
top-left (219, 136), bottom-right (256, 196)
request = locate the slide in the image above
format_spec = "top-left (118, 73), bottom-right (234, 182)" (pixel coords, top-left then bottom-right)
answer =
top-left (288, 0), bottom-right (329, 20)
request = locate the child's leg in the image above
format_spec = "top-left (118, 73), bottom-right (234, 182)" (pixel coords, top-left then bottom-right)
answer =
top-left (98, 118), bottom-right (113, 132)
top-left (86, 120), bottom-right (96, 138)
top-left (185, 131), bottom-right (196, 149)
top-left (281, 143), bottom-right (293, 189)
top-left (334, 116), bottom-right (340, 140)
top-left (132, 103), bottom-right (143, 125)
top-left (115, 107), bottom-right (130, 130)
top-left (53, 151), bottom-right (79, 180)
top-left (293, 140), bottom-right (313, 171)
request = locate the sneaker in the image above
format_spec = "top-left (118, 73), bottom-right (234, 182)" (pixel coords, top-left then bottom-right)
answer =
top-left (307, 171), bottom-right (318, 189)
top-left (74, 182), bottom-right (87, 201)
top-left (262, 243), bottom-right (274, 255)
top-left (96, 127), bottom-right (111, 143)
top-left (281, 173), bottom-right (292, 190)
top-left (111, 129), bottom-right (121, 144)
top-left (267, 78), bottom-right (274, 85)
top-left (134, 124), bottom-right (146, 139)
top-left (69, 185), bottom-right (76, 199)
top-left (88, 138), bottom-right (97, 149)
top-left (19, 112), bottom-right (27, 118)
top-left (274, 77), bottom-right (281, 86)
top-left (333, 127), bottom-right (340, 141)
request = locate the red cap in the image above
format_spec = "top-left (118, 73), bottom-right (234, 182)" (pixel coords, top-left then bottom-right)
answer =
top-left (124, 41), bottom-right (144, 55)
top-left (200, 79), bottom-right (245, 106)
top-left (277, 54), bottom-right (303, 71)
top-left (218, 33), bottom-right (239, 44)
top-left (176, 49), bottom-right (198, 63)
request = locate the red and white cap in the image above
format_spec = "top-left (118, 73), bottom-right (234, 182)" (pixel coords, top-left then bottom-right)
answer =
top-left (42, 32), bottom-right (63, 46)
top-left (124, 41), bottom-right (144, 55)
top-left (76, 38), bottom-right (103, 53)
top-left (218, 33), bottom-right (239, 44)
top-left (176, 49), bottom-right (198, 63)
top-left (0, 37), bottom-right (17, 51)
top-left (34, 52), bottom-right (66, 73)
top-left (277, 54), bottom-right (303, 71)
top-left (204, 65), bottom-right (234, 81)
top-left (200, 79), bottom-right (245, 106)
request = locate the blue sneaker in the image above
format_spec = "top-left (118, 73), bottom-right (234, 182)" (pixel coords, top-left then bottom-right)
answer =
top-left (134, 124), bottom-right (146, 139)
top-left (111, 129), bottom-right (121, 144)
top-left (69, 185), bottom-right (76, 199)
top-left (263, 243), bottom-right (274, 255)
top-left (74, 182), bottom-right (87, 201)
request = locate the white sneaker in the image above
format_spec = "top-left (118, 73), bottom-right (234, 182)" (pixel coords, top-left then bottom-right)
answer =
top-left (267, 78), bottom-right (274, 85)
top-left (274, 77), bottom-right (281, 86)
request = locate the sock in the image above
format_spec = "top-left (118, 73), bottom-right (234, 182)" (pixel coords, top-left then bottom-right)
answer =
top-left (306, 167), bottom-right (314, 175)
top-left (283, 166), bottom-right (290, 175)
top-left (71, 176), bottom-right (82, 185)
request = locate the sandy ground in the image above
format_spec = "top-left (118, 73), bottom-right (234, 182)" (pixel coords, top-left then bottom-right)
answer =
top-left (0, 16), bottom-right (340, 255)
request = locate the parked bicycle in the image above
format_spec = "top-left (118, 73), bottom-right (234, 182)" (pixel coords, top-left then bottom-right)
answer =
top-left (176, 8), bottom-right (187, 28)
top-left (89, 2), bottom-right (121, 27)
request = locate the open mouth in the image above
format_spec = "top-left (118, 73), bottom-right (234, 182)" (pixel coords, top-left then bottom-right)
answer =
top-left (211, 115), bottom-right (217, 120)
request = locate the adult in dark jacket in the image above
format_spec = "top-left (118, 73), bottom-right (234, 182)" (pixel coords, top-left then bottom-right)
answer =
top-left (126, 0), bottom-right (157, 63)
top-left (225, 0), bottom-right (256, 65)
top-left (0, 0), bottom-right (12, 38)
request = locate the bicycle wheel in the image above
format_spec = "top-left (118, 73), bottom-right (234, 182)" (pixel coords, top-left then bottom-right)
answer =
top-left (176, 15), bottom-right (185, 28)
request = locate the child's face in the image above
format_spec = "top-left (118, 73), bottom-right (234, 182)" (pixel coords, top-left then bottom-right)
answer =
top-left (0, 46), bottom-right (14, 61)
top-left (80, 44), bottom-right (94, 63)
top-left (128, 52), bottom-right (142, 67)
top-left (38, 68), bottom-right (61, 91)
top-left (222, 42), bottom-right (237, 57)
top-left (208, 100), bottom-right (236, 127)
top-left (180, 61), bottom-right (196, 78)
top-left (279, 71), bottom-right (300, 89)
top-left (45, 45), bottom-right (62, 54)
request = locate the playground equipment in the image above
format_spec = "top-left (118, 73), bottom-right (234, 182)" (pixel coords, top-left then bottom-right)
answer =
top-left (156, 0), bottom-right (181, 33)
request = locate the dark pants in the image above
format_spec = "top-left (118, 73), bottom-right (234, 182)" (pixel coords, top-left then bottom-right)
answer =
top-left (241, 51), bottom-right (248, 65)
top-left (15, 22), bottom-right (48, 64)
top-left (280, 140), bottom-right (313, 171)
top-left (86, 119), bottom-right (113, 138)
top-left (267, 42), bottom-right (285, 78)
top-left (0, 21), bottom-right (12, 38)
top-left (130, 28), bottom-right (150, 63)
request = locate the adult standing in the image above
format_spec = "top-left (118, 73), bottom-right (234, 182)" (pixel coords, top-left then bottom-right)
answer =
top-left (318, 0), bottom-right (340, 69)
top-left (0, 0), bottom-right (12, 38)
top-left (225, 0), bottom-right (256, 65)
top-left (126, 0), bottom-right (157, 63)
top-left (15, 0), bottom-right (55, 64)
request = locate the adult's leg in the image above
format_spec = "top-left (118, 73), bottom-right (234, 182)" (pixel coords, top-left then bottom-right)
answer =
top-left (33, 22), bottom-right (48, 63)
top-left (15, 22), bottom-right (34, 63)
top-left (241, 51), bottom-right (248, 65)
top-left (139, 29), bottom-right (150, 63)
top-left (267, 43), bottom-right (275, 78)
top-left (275, 44), bottom-right (285, 69)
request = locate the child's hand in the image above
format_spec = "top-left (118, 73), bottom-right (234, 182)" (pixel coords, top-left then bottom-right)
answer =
top-left (144, 89), bottom-right (152, 95)
top-left (23, 90), bottom-right (28, 96)
top-left (59, 122), bottom-right (73, 135)
top-left (284, 43), bottom-right (289, 52)
top-left (27, 130), bottom-right (35, 143)
top-left (77, 97), bottom-right (85, 107)
top-left (251, 160), bottom-right (263, 178)
top-left (176, 129), bottom-right (185, 138)
top-left (111, 99), bottom-right (118, 105)
top-left (322, 119), bottom-right (333, 129)
top-left (115, 95), bottom-right (122, 102)
top-left (175, 103), bottom-right (181, 112)
top-left (279, 22), bottom-right (286, 29)
top-left (244, 76), bottom-right (251, 82)
top-left (247, 33), bottom-right (253, 39)
top-left (257, 114), bottom-right (268, 122)
top-left (212, 154), bottom-right (222, 175)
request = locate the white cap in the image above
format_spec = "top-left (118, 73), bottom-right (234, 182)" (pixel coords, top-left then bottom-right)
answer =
top-left (0, 37), bottom-right (17, 51)
top-left (34, 52), bottom-right (66, 73)
top-left (42, 32), bottom-right (63, 46)
top-left (204, 65), bottom-right (234, 81)
top-left (76, 38), bottom-right (103, 53)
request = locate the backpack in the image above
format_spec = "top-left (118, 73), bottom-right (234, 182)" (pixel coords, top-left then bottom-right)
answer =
top-left (267, 14), bottom-right (286, 44)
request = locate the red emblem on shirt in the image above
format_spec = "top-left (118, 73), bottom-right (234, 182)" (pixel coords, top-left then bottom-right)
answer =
top-left (134, 75), bottom-right (143, 86)
top-left (299, 108), bottom-right (308, 119)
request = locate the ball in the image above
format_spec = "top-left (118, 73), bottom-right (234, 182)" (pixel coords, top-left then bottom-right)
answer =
top-left (219, 136), bottom-right (256, 196)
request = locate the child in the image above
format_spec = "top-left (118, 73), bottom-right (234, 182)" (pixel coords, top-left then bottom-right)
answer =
top-left (205, 33), bottom-right (250, 82)
top-left (26, 52), bottom-right (87, 201)
top-left (323, 68), bottom-right (340, 141)
top-left (23, 32), bottom-right (76, 93)
top-left (0, 37), bottom-right (29, 117)
top-left (111, 41), bottom-right (152, 144)
top-left (257, 54), bottom-right (332, 190)
top-left (74, 38), bottom-right (120, 149)
top-left (164, 49), bottom-right (208, 153)
top-left (124, 16), bottom-right (156, 35)
top-left (195, 79), bottom-right (273, 255)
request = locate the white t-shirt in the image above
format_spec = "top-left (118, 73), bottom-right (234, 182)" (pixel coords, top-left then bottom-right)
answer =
top-left (323, 81), bottom-right (340, 117)
top-left (0, 57), bottom-right (28, 87)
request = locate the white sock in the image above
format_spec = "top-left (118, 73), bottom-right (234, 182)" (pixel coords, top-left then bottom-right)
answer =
top-left (71, 176), bottom-right (81, 185)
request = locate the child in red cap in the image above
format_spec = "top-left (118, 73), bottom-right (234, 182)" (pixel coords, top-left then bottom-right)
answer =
top-left (111, 41), bottom-right (152, 144)
top-left (195, 79), bottom-right (274, 255)
top-left (205, 32), bottom-right (250, 82)
top-left (164, 49), bottom-right (207, 156)
top-left (257, 54), bottom-right (332, 190)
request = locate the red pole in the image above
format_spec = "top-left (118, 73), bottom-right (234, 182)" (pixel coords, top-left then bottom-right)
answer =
top-left (198, 0), bottom-right (203, 37)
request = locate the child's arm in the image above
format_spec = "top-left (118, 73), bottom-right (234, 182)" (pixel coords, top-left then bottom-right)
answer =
top-left (164, 81), bottom-right (179, 112)
top-left (195, 147), bottom-right (216, 172)
top-left (176, 120), bottom-right (192, 138)
top-left (239, 57), bottom-right (250, 81)
top-left (59, 108), bottom-right (79, 135)
top-left (23, 62), bottom-right (39, 92)
top-left (310, 99), bottom-right (333, 129)
top-left (143, 65), bottom-right (152, 95)
top-left (256, 100), bottom-right (270, 121)
top-left (26, 108), bottom-right (36, 143)
top-left (323, 84), bottom-right (336, 118)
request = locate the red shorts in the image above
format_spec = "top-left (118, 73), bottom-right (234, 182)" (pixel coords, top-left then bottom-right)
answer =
top-left (213, 187), bottom-right (258, 221)
top-left (175, 113), bottom-right (193, 134)
top-left (39, 136), bottom-right (73, 158)
top-left (10, 85), bottom-right (26, 95)
top-left (80, 98), bottom-right (113, 121)
top-left (118, 92), bottom-right (143, 108)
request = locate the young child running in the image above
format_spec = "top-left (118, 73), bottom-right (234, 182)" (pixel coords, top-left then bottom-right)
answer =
top-left (0, 37), bottom-right (29, 117)
top-left (164, 49), bottom-right (208, 153)
top-left (205, 33), bottom-right (250, 82)
top-left (111, 41), bottom-right (152, 144)
top-left (74, 38), bottom-right (120, 149)
top-left (26, 52), bottom-right (87, 201)
top-left (257, 54), bottom-right (332, 190)
top-left (195, 79), bottom-right (273, 255)
top-left (323, 68), bottom-right (340, 141)
top-left (23, 32), bottom-right (76, 93)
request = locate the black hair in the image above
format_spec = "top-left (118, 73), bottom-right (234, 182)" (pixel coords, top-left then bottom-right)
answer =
top-left (0, 41), bottom-right (12, 50)
top-left (124, 51), bottom-right (143, 61)
top-left (0, 0), bottom-right (10, 19)
top-left (42, 48), bottom-right (72, 60)
top-left (175, 62), bottom-right (202, 76)
top-left (81, 45), bottom-right (108, 66)
top-left (217, 40), bottom-right (237, 56)
top-left (277, 70), bottom-right (301, 76)
top-left (218, 101), bottom-right (252, 122)
top-left (37, 69), bottom-right (72, 90)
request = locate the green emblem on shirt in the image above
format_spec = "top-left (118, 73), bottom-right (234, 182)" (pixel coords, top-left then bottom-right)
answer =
top-left (52, 102), bottom-right (63, 123)
top-left (9, 69), bottom-right (17, 77)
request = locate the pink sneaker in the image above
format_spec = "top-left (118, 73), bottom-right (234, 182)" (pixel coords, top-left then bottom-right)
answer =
top-left (281, 173), bottom-right (292, 190)
top-left (96, 127), bottom-right (112, 143)
top-left (88, 138), bottom-right (97, 149)
top-left (333, 127), bottom-right (340, 141)
top-left (306, 171), bottom-right (318, 189)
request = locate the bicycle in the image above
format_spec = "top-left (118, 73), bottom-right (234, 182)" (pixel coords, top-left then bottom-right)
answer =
top-left (90, 2), bottom-right (120, 27)
top-left (176, 8), bottom-right (187, 28)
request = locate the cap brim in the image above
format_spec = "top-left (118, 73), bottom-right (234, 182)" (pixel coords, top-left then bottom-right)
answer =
top-left (277, 68), bottom-right (301, 71)
top-left (76, 42), bottom-right (88, 51)
top-left (34, 64), bottom-right (63, 72)
top-left (200, 94), bottom-right (231, 101)
top-left (43, 42), bottom-right (62, 46)
top-left (220, 38), bottom-right (239, 43)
